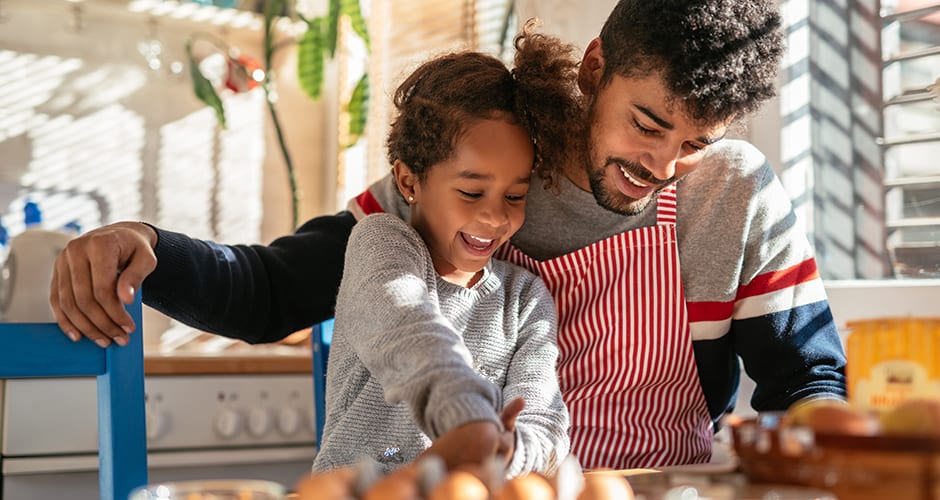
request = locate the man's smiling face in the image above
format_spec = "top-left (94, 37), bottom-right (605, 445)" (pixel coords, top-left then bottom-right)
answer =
top-left (571, 41), bottom-right (731, 215)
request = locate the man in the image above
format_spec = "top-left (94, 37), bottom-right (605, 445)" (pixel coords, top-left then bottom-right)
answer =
top-left (50, 0), bottom-right (846, 470)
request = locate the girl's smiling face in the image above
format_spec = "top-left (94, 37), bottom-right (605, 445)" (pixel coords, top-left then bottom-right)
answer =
top-left (395, 115), bottom-right (534, 287)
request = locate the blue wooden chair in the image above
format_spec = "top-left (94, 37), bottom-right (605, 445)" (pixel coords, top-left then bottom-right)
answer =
top-left (310, 318), bottom-right (334, 448)
top-left (0, 294), bottom-right (148, 500)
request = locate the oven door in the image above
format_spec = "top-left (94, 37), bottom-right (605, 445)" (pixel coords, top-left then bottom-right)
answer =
top-left (2, 448), bottom-right (315, 500)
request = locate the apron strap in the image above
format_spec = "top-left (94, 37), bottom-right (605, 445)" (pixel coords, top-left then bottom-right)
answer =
top-left (656, 185), bottom-right (678, 226)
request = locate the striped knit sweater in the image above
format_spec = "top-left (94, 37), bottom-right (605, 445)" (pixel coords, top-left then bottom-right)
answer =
top-left (312, 213), bottom-right (569, 476)
top-left (349, 140), bottom-right (847, 424)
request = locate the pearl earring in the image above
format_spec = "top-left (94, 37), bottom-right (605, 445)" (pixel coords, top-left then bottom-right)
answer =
top-left (408, 195), bottom-right (415, 203)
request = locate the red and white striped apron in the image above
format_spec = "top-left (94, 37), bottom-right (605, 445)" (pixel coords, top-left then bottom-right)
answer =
top-left (497, 186), bottom-right (712, 469)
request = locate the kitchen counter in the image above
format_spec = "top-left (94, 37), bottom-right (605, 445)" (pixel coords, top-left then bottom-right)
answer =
top-left (144, 353), bottom-right (311, 375)
top-left (144, 348), bottom-right (312, 375)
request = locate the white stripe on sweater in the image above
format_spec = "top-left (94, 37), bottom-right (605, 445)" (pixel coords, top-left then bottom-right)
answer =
top-left (733, 279), bottom-right (828, 320)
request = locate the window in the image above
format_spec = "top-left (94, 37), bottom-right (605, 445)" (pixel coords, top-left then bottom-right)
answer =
top-left (881, 1), bottom-right (940, 277)
top-left (755, 0), bottom-right (940, 281)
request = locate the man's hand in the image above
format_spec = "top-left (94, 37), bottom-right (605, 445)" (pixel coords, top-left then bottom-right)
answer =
top-left (50, 221), bottom-right (158, 348)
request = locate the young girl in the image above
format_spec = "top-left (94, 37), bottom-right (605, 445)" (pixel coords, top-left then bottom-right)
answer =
top-left (312, 24), bottom-right (582, 477)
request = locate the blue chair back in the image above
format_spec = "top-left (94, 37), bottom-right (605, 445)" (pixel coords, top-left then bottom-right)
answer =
top-left (310, 318), bottom-right (333, 448)
top-left (0, 294), bottom-right (148, 500)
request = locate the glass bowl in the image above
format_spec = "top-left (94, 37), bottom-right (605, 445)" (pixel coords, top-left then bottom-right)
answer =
top-left (128, 479), bottom-right (286, 500)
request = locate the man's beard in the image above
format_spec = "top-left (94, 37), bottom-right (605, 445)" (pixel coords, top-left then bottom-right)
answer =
top-left (585, 152), bottom-right (674, 216)
top-left (575, 97), bottom-right (676, 216)
top-left (588, 158), bottom-right (656, 215)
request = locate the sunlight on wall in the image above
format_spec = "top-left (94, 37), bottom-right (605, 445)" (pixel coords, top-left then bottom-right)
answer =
top-left (0, 4), bottom-right (267, 246)
top-left (0, 45), bottom-right (146, 236)
top-left (158, 107), bottom-right (216, 240)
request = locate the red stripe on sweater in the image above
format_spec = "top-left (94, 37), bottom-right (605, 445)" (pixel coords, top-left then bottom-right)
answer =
top-left (736, 258), bottom-right (820, 301)
top-left (686, 300), bottom-right (734, 323)
top-left (354, 190), bottom-right (385, 215)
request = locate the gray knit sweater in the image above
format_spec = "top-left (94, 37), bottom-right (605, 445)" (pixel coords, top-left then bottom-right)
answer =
top-left (312, 213), bottom-right (569, 476)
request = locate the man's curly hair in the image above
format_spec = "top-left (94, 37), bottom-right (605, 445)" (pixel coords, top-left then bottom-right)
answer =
top-left (386, 22), bottom-right (581, 186)
top-left (598, 0), bottom-right (784, 125)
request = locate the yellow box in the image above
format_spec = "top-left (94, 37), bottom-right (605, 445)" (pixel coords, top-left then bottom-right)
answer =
top-left (845, 318), bottom-right (940, 412)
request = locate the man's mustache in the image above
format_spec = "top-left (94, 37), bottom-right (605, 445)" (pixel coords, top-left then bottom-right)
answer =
top-left (606, 157), bottom-right (672, 186)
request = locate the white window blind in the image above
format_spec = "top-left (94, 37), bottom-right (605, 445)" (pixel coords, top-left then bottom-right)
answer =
top-left (881, 1), bottom-right (940, 277)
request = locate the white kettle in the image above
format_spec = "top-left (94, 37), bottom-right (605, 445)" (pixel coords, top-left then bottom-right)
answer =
top-left (0, 201), bottom-right (74, 322)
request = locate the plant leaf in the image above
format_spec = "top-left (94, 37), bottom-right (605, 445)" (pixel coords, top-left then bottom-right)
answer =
top-left (185, 40), bottom-right (226, 129)
top-left (327, 0), bottom-right (341, 58)
top-left (340, 0), bottom-right (370, 49)
top-left (298, 17), bottom-right (326, 100)
top-left (346, 73), bottom-right (369, 144)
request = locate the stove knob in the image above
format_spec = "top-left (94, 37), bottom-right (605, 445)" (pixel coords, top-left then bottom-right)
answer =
top-left (213, 408), bottom-right (242, 439)
top-left (277, 407), bottom-right (302, 435)
top-left (146, 410), bottom-right (171, 441)
top-left (247, 407), bottom-right (272, 437)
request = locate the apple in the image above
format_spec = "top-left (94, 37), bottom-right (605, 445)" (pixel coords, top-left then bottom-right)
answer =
top-left (880, 398), bottom-right (940, 438)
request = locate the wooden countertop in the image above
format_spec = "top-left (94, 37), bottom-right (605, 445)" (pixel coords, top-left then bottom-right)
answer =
top-left (144, 351), bottom-right (312, 375)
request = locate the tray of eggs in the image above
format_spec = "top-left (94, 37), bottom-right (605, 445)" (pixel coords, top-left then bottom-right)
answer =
top-left (293, 454), bottom-right (636, 500)
top-left (728, 398), bottom-right (940, 500)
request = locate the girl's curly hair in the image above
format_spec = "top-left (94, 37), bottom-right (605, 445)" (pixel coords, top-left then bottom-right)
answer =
top-left (386, 20), bottom-right (582, 189)
top-left (598, 0), bottom-right (784, 125)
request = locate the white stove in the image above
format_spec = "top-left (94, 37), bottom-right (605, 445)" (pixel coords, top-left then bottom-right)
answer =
top-left (1, 373), bottom-right (318, 499)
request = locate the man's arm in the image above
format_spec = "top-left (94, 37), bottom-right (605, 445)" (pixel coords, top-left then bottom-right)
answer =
top-left (143, 211), bottom-right (356, 344)
top-left (679, 142), bottom-right (846, 420)
top-left (732, 162), bottom-right (846, 411)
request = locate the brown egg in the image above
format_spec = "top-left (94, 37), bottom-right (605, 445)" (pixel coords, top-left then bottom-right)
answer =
top-left (492, 473), bottom-right (555, 500)
top-left (362, 466), bottom-right (421, 500)
top-left (294, 467), bottom-right (356, 500)
top-left (427, 470), bottom-right (489, 500)
top-left (804, 404), bottom-right (880, 436)
top-left (577, 473), bottom-right (635, 500)
top-left (881, 398), bottom-right (940, 438)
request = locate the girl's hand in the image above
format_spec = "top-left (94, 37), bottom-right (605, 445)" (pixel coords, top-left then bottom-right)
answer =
top-left (420, 420), bottom-right (501, 470)
top-left (420, 397), bottom-right (527, 472)
top-left (497, 397), bottom-right (525, 464)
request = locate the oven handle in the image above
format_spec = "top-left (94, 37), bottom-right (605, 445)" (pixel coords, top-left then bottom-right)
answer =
top-left (3, 446), bottom-right (316, 475)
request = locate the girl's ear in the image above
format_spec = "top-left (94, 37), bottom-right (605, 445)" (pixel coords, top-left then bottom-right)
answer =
top-left (392, 160), bottom-right (418, 204)
top-left (578, 38), bottom-right (605, 96)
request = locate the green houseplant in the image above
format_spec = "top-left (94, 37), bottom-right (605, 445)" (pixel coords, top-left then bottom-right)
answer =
top-left (186, 0), bottom-right (370, 230)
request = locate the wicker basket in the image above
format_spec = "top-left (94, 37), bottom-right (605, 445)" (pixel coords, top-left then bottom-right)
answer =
top-left (730, 416), bottom-right (940, 500)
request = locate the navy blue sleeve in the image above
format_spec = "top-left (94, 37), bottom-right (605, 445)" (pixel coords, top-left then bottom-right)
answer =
top-left (736, 301), bottom-right (847, 411)
top-left (694, 300), bottom-right (847, 425)
top-left (142, 211), bottom-right (356, 344)
top-left (691, 335), bottom-right (740, 422)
